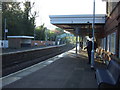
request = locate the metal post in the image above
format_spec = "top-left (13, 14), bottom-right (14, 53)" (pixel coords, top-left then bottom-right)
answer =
top-left (4, 18), bottom-right (6, 49)
top-left (91, 0), bottom-right (95, 68)
top-left (75, 27), bottom-right (79, 54)
top-left (55, 33), bottom-right (58, 45)
top-left (79, 36), bottom-right (80, 52)
top-left (76, 35), bottom-right (78, 54)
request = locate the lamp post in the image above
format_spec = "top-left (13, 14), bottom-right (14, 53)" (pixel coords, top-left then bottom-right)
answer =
top-left (91, 0), bottom-right (95, 69)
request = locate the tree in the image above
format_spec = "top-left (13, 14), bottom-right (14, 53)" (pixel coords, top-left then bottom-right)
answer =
top-left (35, 24), bottom-right (46, 40)
top-left (2, 1), bottom-right (37, 39)
top-left (46, 29), bottom-right (56, 41)
top-left (35, 25), bottom-right (60, 41)
top-left (55, 28), bottom-right (64, 35)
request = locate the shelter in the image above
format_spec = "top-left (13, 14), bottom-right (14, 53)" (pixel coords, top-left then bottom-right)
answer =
top-left (7, 36), bottom-right (34, 49)
top-left (49, 14), bottom-right (106, 52)
top-left (49, 14), bottom-right (106, 38)
top-left (50, 2), bottom-right (120, 65)
top-left (50, 14), bottom-right (106, 68)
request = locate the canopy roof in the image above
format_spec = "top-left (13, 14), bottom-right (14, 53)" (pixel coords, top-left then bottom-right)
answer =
top-left (49, 14), bottom-right (106, 37)
top-left (7, 36), bottom-right (34, 39)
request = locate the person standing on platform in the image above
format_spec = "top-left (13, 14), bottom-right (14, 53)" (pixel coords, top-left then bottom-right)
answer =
top-left (84, 37), bottom-right (97, 64)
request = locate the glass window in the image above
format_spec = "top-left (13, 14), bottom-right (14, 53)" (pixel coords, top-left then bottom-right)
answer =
top-left (107, 35), bottom-right (110, 52)
top-left (101, 38), bottom-right (106, 50)
top-left (110, 32), bottom-right (116, 54)
top-left (103, 37), bottom-right (106, 50)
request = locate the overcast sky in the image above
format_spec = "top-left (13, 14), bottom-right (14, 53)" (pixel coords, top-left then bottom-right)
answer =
top-left (28, 0), bottom-right (106, 29)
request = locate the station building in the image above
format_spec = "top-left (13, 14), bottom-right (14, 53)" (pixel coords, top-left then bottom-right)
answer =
top-left (101, 1), bottom-right (120, 58)
top-left (49, 1), bottom-right (120, 61)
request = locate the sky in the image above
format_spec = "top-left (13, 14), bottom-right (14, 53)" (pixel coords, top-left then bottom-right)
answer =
top-left (24, 0), bottom-right (106, 29)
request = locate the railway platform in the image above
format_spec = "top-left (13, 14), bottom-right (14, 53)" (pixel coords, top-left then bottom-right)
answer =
top-left (2, 48), bottom-right (104, 88)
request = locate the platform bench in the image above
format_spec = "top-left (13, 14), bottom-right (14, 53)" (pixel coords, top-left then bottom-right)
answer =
top-left (95, 60), bottom-right (120, 88)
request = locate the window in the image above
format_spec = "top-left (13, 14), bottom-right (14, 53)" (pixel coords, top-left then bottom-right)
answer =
top-left (106, 32), bottom-right (116, 54)
top-left (110, 32), bottom-right (116, 54)
top-left (107, 35), bottom-right (110, 52)
top-left (101, 37), bottom-right (106, 50)
top-left (103, 37), bottom-right (106, 50)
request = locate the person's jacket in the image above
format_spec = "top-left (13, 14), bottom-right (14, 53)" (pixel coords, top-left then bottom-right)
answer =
top-left (86, 41), bottom-right (97, 52)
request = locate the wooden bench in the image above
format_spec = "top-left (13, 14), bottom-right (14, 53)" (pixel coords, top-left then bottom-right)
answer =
top-left (96, 48), bottom-right (112, 64)
top-left (103, 52), bottom-right (112, 65)
top-left (96, 47), bottom-right (103, 60)
top-left (95, 60), bottom-right (120, 88)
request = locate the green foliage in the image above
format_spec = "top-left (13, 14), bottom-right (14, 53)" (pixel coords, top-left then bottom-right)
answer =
top-left (47, 30), bottom-right (56, 41)
top-left (35, 24), bottom-right (46, 40)
top-left (35, 26), bottom-right (64, 41)
top-left (35, 25), bottom-right (75, 45)
top-left (55, 28), bottom-right (64, 34)
top-left (2, 2), bottom-right (37, 39)
top-left (55, 28), bottom-right (76, 44)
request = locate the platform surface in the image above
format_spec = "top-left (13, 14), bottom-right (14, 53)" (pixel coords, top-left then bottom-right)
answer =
top-left (3, 49), bottom-right (98, 88)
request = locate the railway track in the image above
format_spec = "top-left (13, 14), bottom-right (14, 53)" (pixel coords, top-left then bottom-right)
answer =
top-left (2, 44), bottom-right (75, 77)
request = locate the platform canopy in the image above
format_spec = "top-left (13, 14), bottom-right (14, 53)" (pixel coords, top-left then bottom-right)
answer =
top-left (7, 36), bottom-right (34, 39)
top-left (49, 14), bottom-right (106, 37)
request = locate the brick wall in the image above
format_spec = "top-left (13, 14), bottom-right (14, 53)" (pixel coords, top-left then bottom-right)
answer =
top-left (31, 40), bottom-right (55, 46)
top-left (104, 2), bottom-right (120, 57)
top-left (105, 2), bottom-right (120, 35)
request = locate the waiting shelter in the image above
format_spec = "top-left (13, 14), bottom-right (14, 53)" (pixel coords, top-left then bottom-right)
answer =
top-left (49, 14), bottom-right (105, 36)
top-left (49, 14), bottom-right (106, 68)
top-left (49, 14), bottom-right (106, 50)
top-left (7, 36), bottom-right (34, 49)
